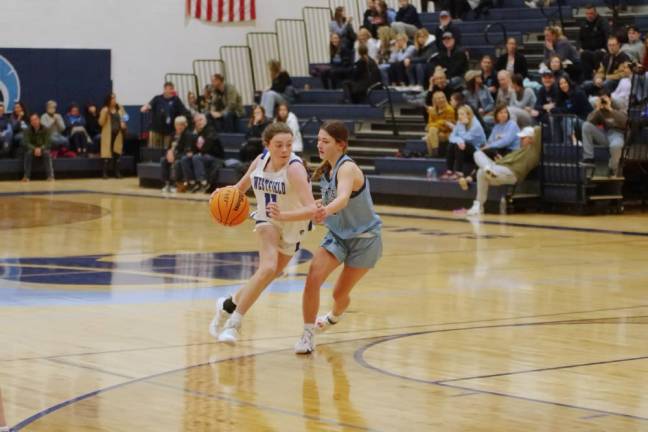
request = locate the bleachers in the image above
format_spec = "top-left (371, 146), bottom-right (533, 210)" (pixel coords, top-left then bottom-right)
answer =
top-left (0, 156), bottom-right (136, 181)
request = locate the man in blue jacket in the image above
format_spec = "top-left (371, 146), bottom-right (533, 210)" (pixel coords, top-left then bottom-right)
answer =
top-left (391, 0), bottom-right (422, 38)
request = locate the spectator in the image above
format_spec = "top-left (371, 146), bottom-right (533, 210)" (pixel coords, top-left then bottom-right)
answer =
top-left (354, 28), bottom-right (380, 63)
top-left (392, 0), bottom-right (422, 38)
top-left (581, 94), bottom-right (627, 176)
top-left (274, 102), bottom-right (303, 153)
top-left (376, 26), bottom-right (396, 83)
top-left (10, 101), bottom-right (28, 157)
top-left (579, 4), bottom-right (609, 81)
top-left (199, 85), bottom-right (213, 113)
top-left (434, 11), bottom-right (461, 51)
top-left (330, 6), bottom-right (356, 49)
top-left (186, 92), bottom-right (200, 117)
top-left (141, 82), bottom-right (188, 149)
top-left (436, 32), bottom-right (469, 88)
top-left (548, 55), bottom-right (567, 80)
top-left (495, 70), bottom-right (515, 106)
top-left (543, 25), bottom-right (581, 82)
top-left (184, 113), bottom-right (224, 193)
top-left (496, 37), bottom-right (529, 78)
top-left (65, 104), bottom-right (91, 157)
top-left (99, 93), bottom-right (127, 179)
top-left (556, 76), bottom-right (593, 119)
top-left (387, 32), bottom-right (416, 85)
top-left (510, 73), bottom-right (537, 115)
top-left (532, 69), bottom-right (560, 124)
top-left (438, 1), bottom-right (470, 20)
top-left (425, 91), bottom-right (455, 156)
top-left (161, 115), bottom-right (194, 193)
top-left (596, 35), bottom-right (631, 94)
top-left (404, 28), bottom-right (436, 87)
top-left (322, 33), bottom-right (355, 89)
top-left (480, 55), bottom-right (499, 98)
top-left (22, 113), bottom-right (54, 182)
top-left (84, 104), bottom-right (101, 154)
top-left (344, 45), bottom-right (382, 104)
top-left (466, 126), bottom-right (540, 216)
top-left (463, 70), bottom-right (494, 122)
top-left (481, 105), bottom-right (520, 159)
top-left (621, 26), bottom-right (645, 63)
top-left (260, 60), bottom-right (295, 118)
top-left (240, 105), bottom-right (270, 163)
top-left (584, 71), bottom-right (607, 99)
top-left (610, 62), bottom-right (633, 112)
top-left (0, 103), bottom-right (13, 159)
top-left (40, 100), bottom-right (68, 151)
top-left (445, 105), bottom-right (486, 179)
top-left (428, 67), bottom-right (454, 101)
top-left (208, 73), bottom-right (245, 133)
top-left (363, 0), bottom-right (389, 38)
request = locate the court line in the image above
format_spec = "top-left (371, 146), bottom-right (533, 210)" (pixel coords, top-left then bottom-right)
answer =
top-left (353, 322), bottom-right (648, 422)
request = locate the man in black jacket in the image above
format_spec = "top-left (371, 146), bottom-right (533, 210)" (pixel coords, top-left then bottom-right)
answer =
top-left (391, 0), bottom-right (422, 38)
top-left (140, 82), bottom-right (188, 149)
top-left (183, 113), bottom-right (224, 193)
top-left (532, 69), bottom-right (560, 125)
top-left (579, 5), bottom-right (610, 81)
top-left (435, 11), bottom-right (462, 51)
top-left (436, 32), bottom-right (468, 88)
top-left (161, 115), bottom-right (195, 193)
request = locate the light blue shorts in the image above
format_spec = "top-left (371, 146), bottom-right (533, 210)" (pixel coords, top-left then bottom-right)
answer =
top-left (321, 230), bottom-right (382, 269)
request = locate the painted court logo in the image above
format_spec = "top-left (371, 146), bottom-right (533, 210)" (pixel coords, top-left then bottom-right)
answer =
top-left (0, 55), bottom-right (21, 111)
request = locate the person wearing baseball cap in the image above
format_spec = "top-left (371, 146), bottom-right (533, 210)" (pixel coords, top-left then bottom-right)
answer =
top-left (437, 30), bottom-right (468, 87)
top-left (465, 126), bottom-right (541, 216)
top-left (435, 10), bottom-right (462, 51)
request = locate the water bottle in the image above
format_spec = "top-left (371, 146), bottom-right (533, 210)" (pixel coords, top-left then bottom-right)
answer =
top-left (426, 166), bottom-right (437, 181)
top-left (122, 112), bottom-right (130, 122)
top-left (499, 196), bottom-right (507, 215)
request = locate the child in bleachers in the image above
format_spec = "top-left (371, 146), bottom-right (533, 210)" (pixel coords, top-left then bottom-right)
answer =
top-left (445, 105), bottom-right (486, 179)
top-left (274, 102), bottom-right (303, 153)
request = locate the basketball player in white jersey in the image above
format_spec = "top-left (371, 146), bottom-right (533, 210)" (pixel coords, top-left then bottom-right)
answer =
top-left (209, 122), bottom-right (317, 343)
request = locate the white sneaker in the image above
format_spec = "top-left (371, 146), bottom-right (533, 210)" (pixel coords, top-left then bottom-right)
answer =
top-left (466, 201), bottom-right (483, 217)
top-left (208, 297), bottom-right (231, 339)
top-left (294, 329), bottom-right (315, 354)
top-left (524, 0), bottom-right (538, 8)
top-left (218, 318), bottom-right (241, 344)
top-left (314, 314), bottom-right (338, 333)
top-left (161, 184), bottom-right (171, 193)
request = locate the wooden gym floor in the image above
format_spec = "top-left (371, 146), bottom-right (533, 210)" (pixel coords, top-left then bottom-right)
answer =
top-left (1, 178), bottom-right (648, 431)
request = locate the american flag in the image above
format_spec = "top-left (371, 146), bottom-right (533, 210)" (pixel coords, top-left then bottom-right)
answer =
top-left (186, 0), bottom-right (256, 22)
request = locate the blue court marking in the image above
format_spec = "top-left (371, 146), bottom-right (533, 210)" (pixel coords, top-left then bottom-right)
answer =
top-left (353, 320), bottom-right (648, 422)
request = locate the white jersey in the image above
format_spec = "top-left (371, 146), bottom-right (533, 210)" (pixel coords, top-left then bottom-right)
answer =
top-left (251, 150), bottom-right (310, 246)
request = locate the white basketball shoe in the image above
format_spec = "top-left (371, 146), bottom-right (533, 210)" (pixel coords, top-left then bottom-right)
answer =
top-left (208, 297), bottom-right (231, 339)
top-left (294, 329), bottom-right (315, 354)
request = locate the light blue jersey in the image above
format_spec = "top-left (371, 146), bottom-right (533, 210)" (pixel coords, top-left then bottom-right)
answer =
top-left (320, 155), bottom-right (382, 240)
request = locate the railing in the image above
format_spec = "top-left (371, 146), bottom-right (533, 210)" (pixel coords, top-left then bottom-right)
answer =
top-left (246, 32), bottom-right (280, 92)
top-left (192, 59), bottom-right (225, 93)
top-left (539, 0), bottom-right (566, 30)
top-left (220, 46), bottom-right (255, 106)
top-left (368, 82), bottom-right (398, 136)
top-left (483, 22), bottom-right (508, 51)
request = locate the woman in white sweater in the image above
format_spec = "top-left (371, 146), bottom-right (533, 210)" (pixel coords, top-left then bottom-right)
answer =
top-left (274, 102), bottom-right (303, 153)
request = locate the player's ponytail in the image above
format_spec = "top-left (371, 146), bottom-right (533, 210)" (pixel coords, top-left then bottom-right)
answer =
top-left (312, 121), bottom-right (349, 182)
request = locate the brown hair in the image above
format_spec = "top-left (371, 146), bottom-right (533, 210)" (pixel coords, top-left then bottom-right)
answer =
top-left (493, 104), bottom-right (510, 122)
top-left (262, 121), bottom-right (293, 146)
top-left (333, 6), bottom-right (345, 24)
top-left (312, 121), bottom-right (349, 181)
top-left (268, 59), bottom-right (282, 80)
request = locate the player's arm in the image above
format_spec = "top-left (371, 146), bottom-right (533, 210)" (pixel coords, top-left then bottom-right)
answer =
top-left (267, 163), bottom-right (317, 222)
top-left (323, 162), bottom-right (359, 216)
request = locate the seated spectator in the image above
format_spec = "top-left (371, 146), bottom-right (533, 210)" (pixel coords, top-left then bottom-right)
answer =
top-left (543, 25), bottom-right (581, 82)
top-left (621, 26), bottom-right (644, 63)
top-left (548, 55), bottom-right (568, 80)
top-left (322, 33), bottom-right (355, 89)
top-left (495, 70), bottom-right (514, 106)
top-left (240, 105), bottom-right (270, 163)
top-left (330, 6), bottom-right (356, 50)
top-left (0, 103), bottom-right (12, 159)
top-left (438, 2), bottom-right (470, 21)
top-left (274, 102), bottom-right (303, 153)
top-left (391, 0), bottom-right (422, 38)
top-left (199, 85), bottom-right (213, 113)
top-left (610, 62), bottom-right (633, 112)
top-left (10, 101), bottom-right (28, 157)
top-left (208, 73), bottom-right (245, 133)
top-left (445, 105), bottom-right (486, 179)
top-left (376, 26), bottom-right (396, 83)
top-left (593, 35), bottom-right (630, 94)
top-left (428, 67), bottom-right (453, 101)
top-left (161, 116), bottom-right (194, 193)
top-left (425, 91), bottom-right (455, 156)
top-left (450, 92), bottom-right (467, 117)
top-left (354, 28), bottom-right (380, 63)
top-left (141, 82), bottom-right (188, 148)
top-left (387, 32), bottom-right (416, 85)
top-left (260, 60), bottom-right (295, 118)
top-left (581, 94), bottom-right (627, 176)
top-left (344, 45), bottom-right (382, 104)
top-left (584, 71), bottom-right (607, 99)
top-left (183, 113), bottom-right (224, 193)
top-left (481, 105), bottom-right (520, 159)
top-left (186, 92), bottom-right (200, 117)
top-left (381, 0), bottom-right (397, 24)
top-left (480, 55), bottom-right (499, 98)
top-left (84, 103), bottom-right (101, 154)
top-left (557, 76), bottom-right (593, 119)
top-left (404, 28), bottom-right (436, 87)
top-left (434, 11), bottom-right (462, 51)
top-left (436, 32), bottom-right (468, 89)
top-left (463, 70), bottom-right (494, 123)
top-left (532, 69), bottom-right (560, 124)
top-left (99, 93), bottom-right (127, 179)
top-left (496, 37), bottom-right (529, 78)
top-left (65, 104), bottom-right (91, 157)
top-left (579, 4), bottom-right (609, 81)
top-left (22, 113), bottom-right (54, 182)
top-left (40, 101), bottom-right (68, 151)
top-left (466, 126), bottom-right (540, 216)
top-left (509, 73), bottom-right (537, 118)
top-left (363, 0), bottom-right (389, 38)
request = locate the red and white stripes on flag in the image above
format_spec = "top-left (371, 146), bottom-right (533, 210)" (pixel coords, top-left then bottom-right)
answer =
top-left (186, 0), bottom-right (256, 23)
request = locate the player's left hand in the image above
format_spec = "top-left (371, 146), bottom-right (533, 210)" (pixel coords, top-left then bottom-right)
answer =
top-left (266, 202), bottom-right (282, 220)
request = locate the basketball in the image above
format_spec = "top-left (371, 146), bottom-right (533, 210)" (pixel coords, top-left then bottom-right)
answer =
top-left (209, 186), bottom-right (249, 227)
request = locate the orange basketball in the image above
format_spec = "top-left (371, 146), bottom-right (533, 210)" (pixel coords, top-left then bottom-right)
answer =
top-left (209, 186), bottom-right (249, 227)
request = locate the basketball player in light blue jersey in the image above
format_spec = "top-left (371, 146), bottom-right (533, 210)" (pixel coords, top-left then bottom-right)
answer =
top-left (295, 121), bottom-right (382, 354)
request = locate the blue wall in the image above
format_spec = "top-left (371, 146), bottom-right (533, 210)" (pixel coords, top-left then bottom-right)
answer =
top-left (0, 48), bottom-right (111, 114)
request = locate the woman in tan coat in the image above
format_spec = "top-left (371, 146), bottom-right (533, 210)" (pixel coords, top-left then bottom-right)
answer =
top-left (99, 93), bottom-right (127, 178)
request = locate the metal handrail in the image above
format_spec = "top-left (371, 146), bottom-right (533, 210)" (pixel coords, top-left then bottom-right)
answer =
top-left (367, 82), bottom-right (398, 137)
top-left (483, 22), bottom-right (508, 49)
top-left (539, 0), bottom-right (565, 30)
